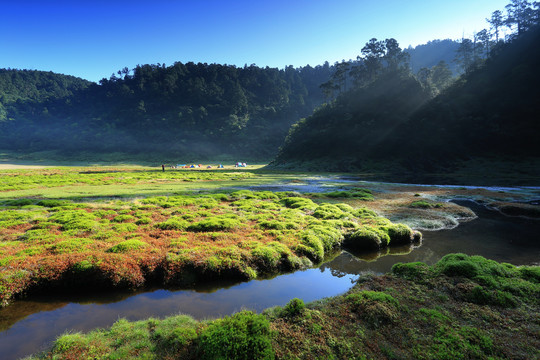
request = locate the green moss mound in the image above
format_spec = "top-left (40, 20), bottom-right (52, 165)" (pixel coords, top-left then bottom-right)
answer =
top-left (325, 188), bottom-right (374, 200)
top-left (156, 217), bottom-right (189, 230)
top-left (188, 216), bottom-right (242, 232)
top-left (392, 262), bottom-right (430, 281)
top-left (107, 239), bottom-right (148, 253)
top-left (197, 311), bottom-right (274, 360)
top-left (343, 227), bottom-right (390, 250)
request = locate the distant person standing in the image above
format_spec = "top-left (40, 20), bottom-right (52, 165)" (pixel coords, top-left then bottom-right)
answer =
top-left (161, 164), bottom-right (165, 172)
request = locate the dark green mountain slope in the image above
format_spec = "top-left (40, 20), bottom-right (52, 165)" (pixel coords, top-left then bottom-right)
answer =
top-left (394, 26), bottom-right (540, 164)
top-left (0, 63), bottom-right (331, 160)
top-left (0, 69), bottom-right (91, 122)
top-left (272, 27), bottom-right (540, 182)
top-left (0, 69), bottom-right (91, 104)
top-left (274, 72), bottom-right (429, 167)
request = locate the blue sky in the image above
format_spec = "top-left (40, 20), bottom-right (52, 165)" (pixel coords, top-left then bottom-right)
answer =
top-left (1, 0), bottom-right (510, 82)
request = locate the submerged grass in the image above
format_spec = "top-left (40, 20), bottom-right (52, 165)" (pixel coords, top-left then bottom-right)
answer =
top-left (27, 254), bottom-right (540, 360)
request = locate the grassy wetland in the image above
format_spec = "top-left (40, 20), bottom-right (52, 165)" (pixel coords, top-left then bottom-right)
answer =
top-left (25, 254), bottom-right (540, 359)
top-left (0, 166), bottom-right (422, 307)
top-left (1, 165), bottom-right (539, 359)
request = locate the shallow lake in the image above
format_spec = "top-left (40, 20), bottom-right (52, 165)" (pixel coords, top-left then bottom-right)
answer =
top-left (1, 200), bottom-right (539, 359)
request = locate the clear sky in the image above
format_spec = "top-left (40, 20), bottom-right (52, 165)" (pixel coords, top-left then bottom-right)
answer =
top-left (1, 0), bottom-right (510, 82)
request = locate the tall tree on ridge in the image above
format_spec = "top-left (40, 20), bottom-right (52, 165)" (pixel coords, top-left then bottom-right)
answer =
top-left (455, 38), bottom-right (475, 72)
top-left (384, 38), bottom-right (410, 73)
top-left (505, 0), bottom-right (535, 35)
top-left (332, 60), bottom-right (351, 94)
top-left (487, 10), bottom-right (505, 42)
top-left (360, 38), bottom-right (386, 82)
top-left (475, 29), bottom-right (491, 59)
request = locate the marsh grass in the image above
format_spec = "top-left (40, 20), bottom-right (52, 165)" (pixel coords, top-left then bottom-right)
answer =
top-left (0, 168), bottom-right (420, 306)
top-left (29, 255), bottom-right (539, 360)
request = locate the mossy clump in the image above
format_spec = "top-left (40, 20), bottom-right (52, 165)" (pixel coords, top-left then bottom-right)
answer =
top-left (231, 190), bottom-right (278, 201)
top-left (386, 223), bottom-right (415, 245)
top-left (48, 238), bottom-right (93, 254)
top-left (49, 210), bottom-right (99, 231)
top-left (325, 188), bottom-right (373, 200)
top-left (251, 245), bottom-right (282, 270)
top-left (409, 200), bottom-right (443, 209)
top-left (347, 291), bottom-right (399, 325)
top-left (281, 298), bottom-right (305, 317)
top-left (156, 217), bottom-right (189, 230)
top-left (304, 224), bottom-right (343, 250)
top-left (258, 220), bottom-right (298, 230)
top-left (436, 254), bottom-right (540, 306)
top-left (4, 199), bottom-right (35, 207)
top-left (112, 223), bottom-right (138, 233)
top-left (107, 239), bottom-right (148, 253)
top-left (135, 217), bottom-right (151, 225)
top-left (436, 253), bottom-right (484, 278)
top-left (519, 266), bottom-right (540, 283)
top-left (72, 260), bottom-right (95, 273)
top-left (197, 311), bottom-right (274, 360)
top-left (112, 214), bottom-right (135, 223)
top-left (36, 199), bottom-right (72, 208)
top-left (343, 227), bottom-right (390, 251)
top-left (465, 285), bottom-right (518, 308)
top-left (392, 262), bottom-right (430, 281)
top-left (188, 216), bottom-right (241, 232)
top-left (353, 207), bottom-right (379, 219)
top-left (312, 204), bottom-right (348, 220)
top-left (151, 315), bottom-right (198, 354)
top-left (279, 197), bottom-right (317, 211)
top-left (21, 229), bottom-right (58, 243)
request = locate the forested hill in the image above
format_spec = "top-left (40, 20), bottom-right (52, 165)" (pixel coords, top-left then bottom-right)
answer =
top-left (0, 69), bottom-right (91, 103)
top-left (0, 63), bottom-right (331, 159)
top-left (392, 25), bottom-right (540, 166)
top-left (0, 70), bottom-right (91, 122)
top-left (272, 26), bottom-right (540, 181)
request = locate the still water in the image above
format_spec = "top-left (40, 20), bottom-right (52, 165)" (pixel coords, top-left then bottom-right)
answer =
top-left (1, 201), bottom-right (539, 359)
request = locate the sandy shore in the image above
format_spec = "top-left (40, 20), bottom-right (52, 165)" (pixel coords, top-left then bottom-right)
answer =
top-left (0, 163), bottom-right (50, 169)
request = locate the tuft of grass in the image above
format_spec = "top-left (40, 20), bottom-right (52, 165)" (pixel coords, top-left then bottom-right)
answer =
top-left (197, 311), bottom-right (274, 360)
top-left (156, 217), bottom-right (189, 230)
top-left (188, 216), bottom-right (242, 232)
top-left (281, 298), bottom-right (305, 317)
top-left (409, 200), bottom-right (444, 209)
top-left (343, 227), bottom-right (389, 250)
top-left (324, 188), bottom-right (373, 200)
top-left (346, 291), bottom-right (399, 326)
top-left (279, 197), bottom-right (317, 211)
top-left (107, 239), bottom-right (148, 253)
top-left (392, 262), bottom-right (430, 281)
top-left (48, 210), bottom-right (99, 231)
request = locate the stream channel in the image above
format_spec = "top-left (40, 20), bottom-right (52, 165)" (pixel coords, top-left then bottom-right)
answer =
top-left (1, 178), bottom-right (539, 359)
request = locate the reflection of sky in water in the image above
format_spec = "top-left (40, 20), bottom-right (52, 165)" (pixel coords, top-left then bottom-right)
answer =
top-left (238, 176), bottom-right (540, 197)
top-left (0, 267), bottom-right (357, 360)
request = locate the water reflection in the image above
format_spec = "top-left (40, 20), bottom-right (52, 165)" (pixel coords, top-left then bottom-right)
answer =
top-left (0, 265), bottom-right (358, 360)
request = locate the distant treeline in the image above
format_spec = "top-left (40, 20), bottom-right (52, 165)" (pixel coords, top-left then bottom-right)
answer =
top-left (0, 38), bottom-right (467, 160)
top-left (0, 63), bottom-right (334, 159)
